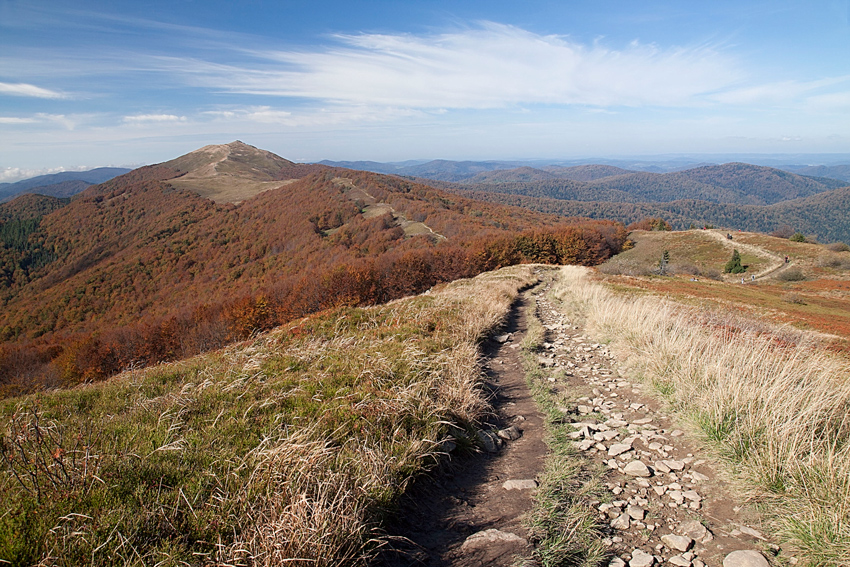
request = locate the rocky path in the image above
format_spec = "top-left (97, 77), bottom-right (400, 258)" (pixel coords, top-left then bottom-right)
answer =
top-left (377, 293), bottom-right (548, 566)
top-left (534, 289), bottom-right (783, 567)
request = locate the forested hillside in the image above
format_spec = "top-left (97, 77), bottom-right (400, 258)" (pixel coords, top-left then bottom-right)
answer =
top-left (0, 144), bottom-right (627, 398)
top-left (439, 163), bottom-right (845, 206)
top-left (454, 186), bottom-right (850, 243)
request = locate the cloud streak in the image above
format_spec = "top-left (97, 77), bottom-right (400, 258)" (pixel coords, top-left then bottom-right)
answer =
top-left (0, 81), bottom-right (66, 99)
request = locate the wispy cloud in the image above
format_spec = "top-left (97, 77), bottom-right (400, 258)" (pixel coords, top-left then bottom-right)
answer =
top-left (0, 113), bottom-right (79, 129)
top-left (0, 81), bottom-right (66, 99)
top-left (122, 114), bottom-right (187, 123)
top-left (167, 23), bottom-right (741, 110)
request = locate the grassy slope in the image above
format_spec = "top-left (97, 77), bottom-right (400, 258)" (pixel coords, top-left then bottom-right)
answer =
top-left (600, 230), bottom-right (850, 343)
top-left (0, 266), bottom-right (537, 566)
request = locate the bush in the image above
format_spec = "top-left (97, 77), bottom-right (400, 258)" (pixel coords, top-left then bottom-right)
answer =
top-left (826, 242), bottom-right (850, 252)
top-left (790, 233), bottom-right (806, 243)
top-left (776, 268), bottom-right (806, 282)
top-left (724, 249), bottom-right (746, 274)
top-left (627, 217), bottom-right (672, 231)
top-left (772, 225), bottom-right (794, 239)
top-left (782, 292), bottom-right (806, 305)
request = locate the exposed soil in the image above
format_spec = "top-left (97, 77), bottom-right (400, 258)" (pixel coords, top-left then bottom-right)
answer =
top-left (376, 293), bottom-right (548, 566)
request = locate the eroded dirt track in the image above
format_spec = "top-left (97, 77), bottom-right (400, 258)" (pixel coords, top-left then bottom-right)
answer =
top-left (377, 293), bottom-right (548, 566)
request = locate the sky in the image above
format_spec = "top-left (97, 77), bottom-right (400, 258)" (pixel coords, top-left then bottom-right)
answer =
top-left (2, 0), bottom-right (850, 180)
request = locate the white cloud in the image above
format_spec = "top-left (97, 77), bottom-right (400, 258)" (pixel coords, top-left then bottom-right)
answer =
top-left (122, 114), bottom-right (187, 123)
top-left (1, 165), bottom-right (89, 182)
top-left (0, 116), bottom-right (39, 124)
top-left (0, 81), bottom-right (66, 99)
top-left (0, 113), bottom-right (78, 129)
top-left (169, 23), bottom-right (741, 110)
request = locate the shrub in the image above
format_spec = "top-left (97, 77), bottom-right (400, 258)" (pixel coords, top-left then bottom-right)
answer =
top-left (782, 292), bottom-right (806, 305)
top-left (826, 242), bottom-right (850, 252)
top-left (776, 267), bottom-right (806, 281)
top-left (789, 232), bottom-right (806, 242)
top-left (771, 224), bottom-right (794, 239)
top-left (627, 217), bottom-right (672, 231)
top-left (723, 249), bottom-right (746, 274)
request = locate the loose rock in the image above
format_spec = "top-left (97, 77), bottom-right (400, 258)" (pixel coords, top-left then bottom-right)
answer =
top-left (722, 550), bottom-right (769, 567)
top-left (660, 534), bottom-right (693, 552)
top-left (502, 479), bottom-right (538, 491)
top-left (460, 528), bottom-right (526, 552)
top-left (629, 549), bottom-right (656, 567)
top-left (497, 425), bottom-right (523, 441)
top-left (623, 460), bottom-right (652, 477)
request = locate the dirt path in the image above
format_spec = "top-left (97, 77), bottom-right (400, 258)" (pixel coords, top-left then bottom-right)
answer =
top-left (377, 293), bottom-right (548, 566)
top-left (701, 230), bottom-right (790, 281)
top-left (535, 286), bottom-right (783, 567)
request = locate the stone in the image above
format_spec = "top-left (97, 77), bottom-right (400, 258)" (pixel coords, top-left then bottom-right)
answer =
top-left (503, 479), bottom-right (539, 490)
top-left (611, 513), bottom-right (631, 530)
top-left (682, 490), bottom-right (702, 502)
top-left (461, 528), bottom-right (526, 552)
top-left (691, 471), bottom-right (710, 482)
top-left (722, 550), bottom-right (770, 567)
top-left (623, 460), bottom-right (652, 477)
top-left (661, 534), bottom-right (693, 552)
top-left (629, 549), bottom-right (656, 567)
top-left (477, 430), bottom-right (501, 453)
top-left (668, 491), bottom-right (685, 505)
top-left (440, 439), bottom-right (457, 453)
top-left (497, 425), bottom-right (522, 441)
top-left (654, 461), bottom-right (671, 473)
top-left (609, 443), bottom-right (633, 456)
top-left (596, 430), bottom-right (620, 441)
top-left (627, 505), bottom-right (645, 520)
top-left (608, 559), bottom-right (626, 567)
top-left (737, 526), bottom-right (765, 540)
top-left (670, 429), bottom-right (684, 437)
top-left (678, 520), bottom-right (713, 543)
top-left (669, 555), bottom-right (692, 567)
top-left (663, 460), bottom-right (686, 471)
top-left (578, 404), bottom-right (593, 414)
top-left (575, 439), bottom-right (596, 451)
top-left (493, 333), bottom-right (512, 343)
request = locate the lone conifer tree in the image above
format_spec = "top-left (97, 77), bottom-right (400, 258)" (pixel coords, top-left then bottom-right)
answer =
top-left (724, 249), bottom-right (745, 273)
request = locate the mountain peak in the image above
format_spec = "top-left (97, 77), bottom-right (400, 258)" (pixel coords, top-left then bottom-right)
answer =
top-left (161, 141), bottom-right (299, 203)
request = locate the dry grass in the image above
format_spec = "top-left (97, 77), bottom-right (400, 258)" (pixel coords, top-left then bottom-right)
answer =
top-left (549, 266), bottom-right (850, 565)
top-left (0, 266), bottom-right (538, 566)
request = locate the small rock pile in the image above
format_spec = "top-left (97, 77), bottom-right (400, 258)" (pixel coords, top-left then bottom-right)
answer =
top-left (531, 291), bottom-right (779, 567)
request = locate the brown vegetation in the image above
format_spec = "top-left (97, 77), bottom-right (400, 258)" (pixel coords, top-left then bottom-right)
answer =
top-left (0, 159), bottom-right (627, 398)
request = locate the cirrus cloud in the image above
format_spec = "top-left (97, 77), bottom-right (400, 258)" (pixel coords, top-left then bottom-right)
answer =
top-left (0, 81), bottom-right (67, 99)
top-left (167, 22), bottom-right (742, 110)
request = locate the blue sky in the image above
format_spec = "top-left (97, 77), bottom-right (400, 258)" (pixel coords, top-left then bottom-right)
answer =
top-left (2, 0), bottom-right (850, 180)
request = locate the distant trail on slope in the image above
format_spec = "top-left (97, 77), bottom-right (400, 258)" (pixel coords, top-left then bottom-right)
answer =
top-left (700, 230), bottom-right (787, 280)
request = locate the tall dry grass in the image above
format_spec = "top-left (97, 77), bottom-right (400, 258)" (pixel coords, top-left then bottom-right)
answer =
top-left (549, 266), bottom-right (850, 565)
top-left (0, 266), bottom-right (538, 566)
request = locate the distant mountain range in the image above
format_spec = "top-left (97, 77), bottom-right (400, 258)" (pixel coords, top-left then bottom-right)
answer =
top-left (0, 167), bottom-right (131, 202)
top-left (319, 156), bottom-right (850, 183)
